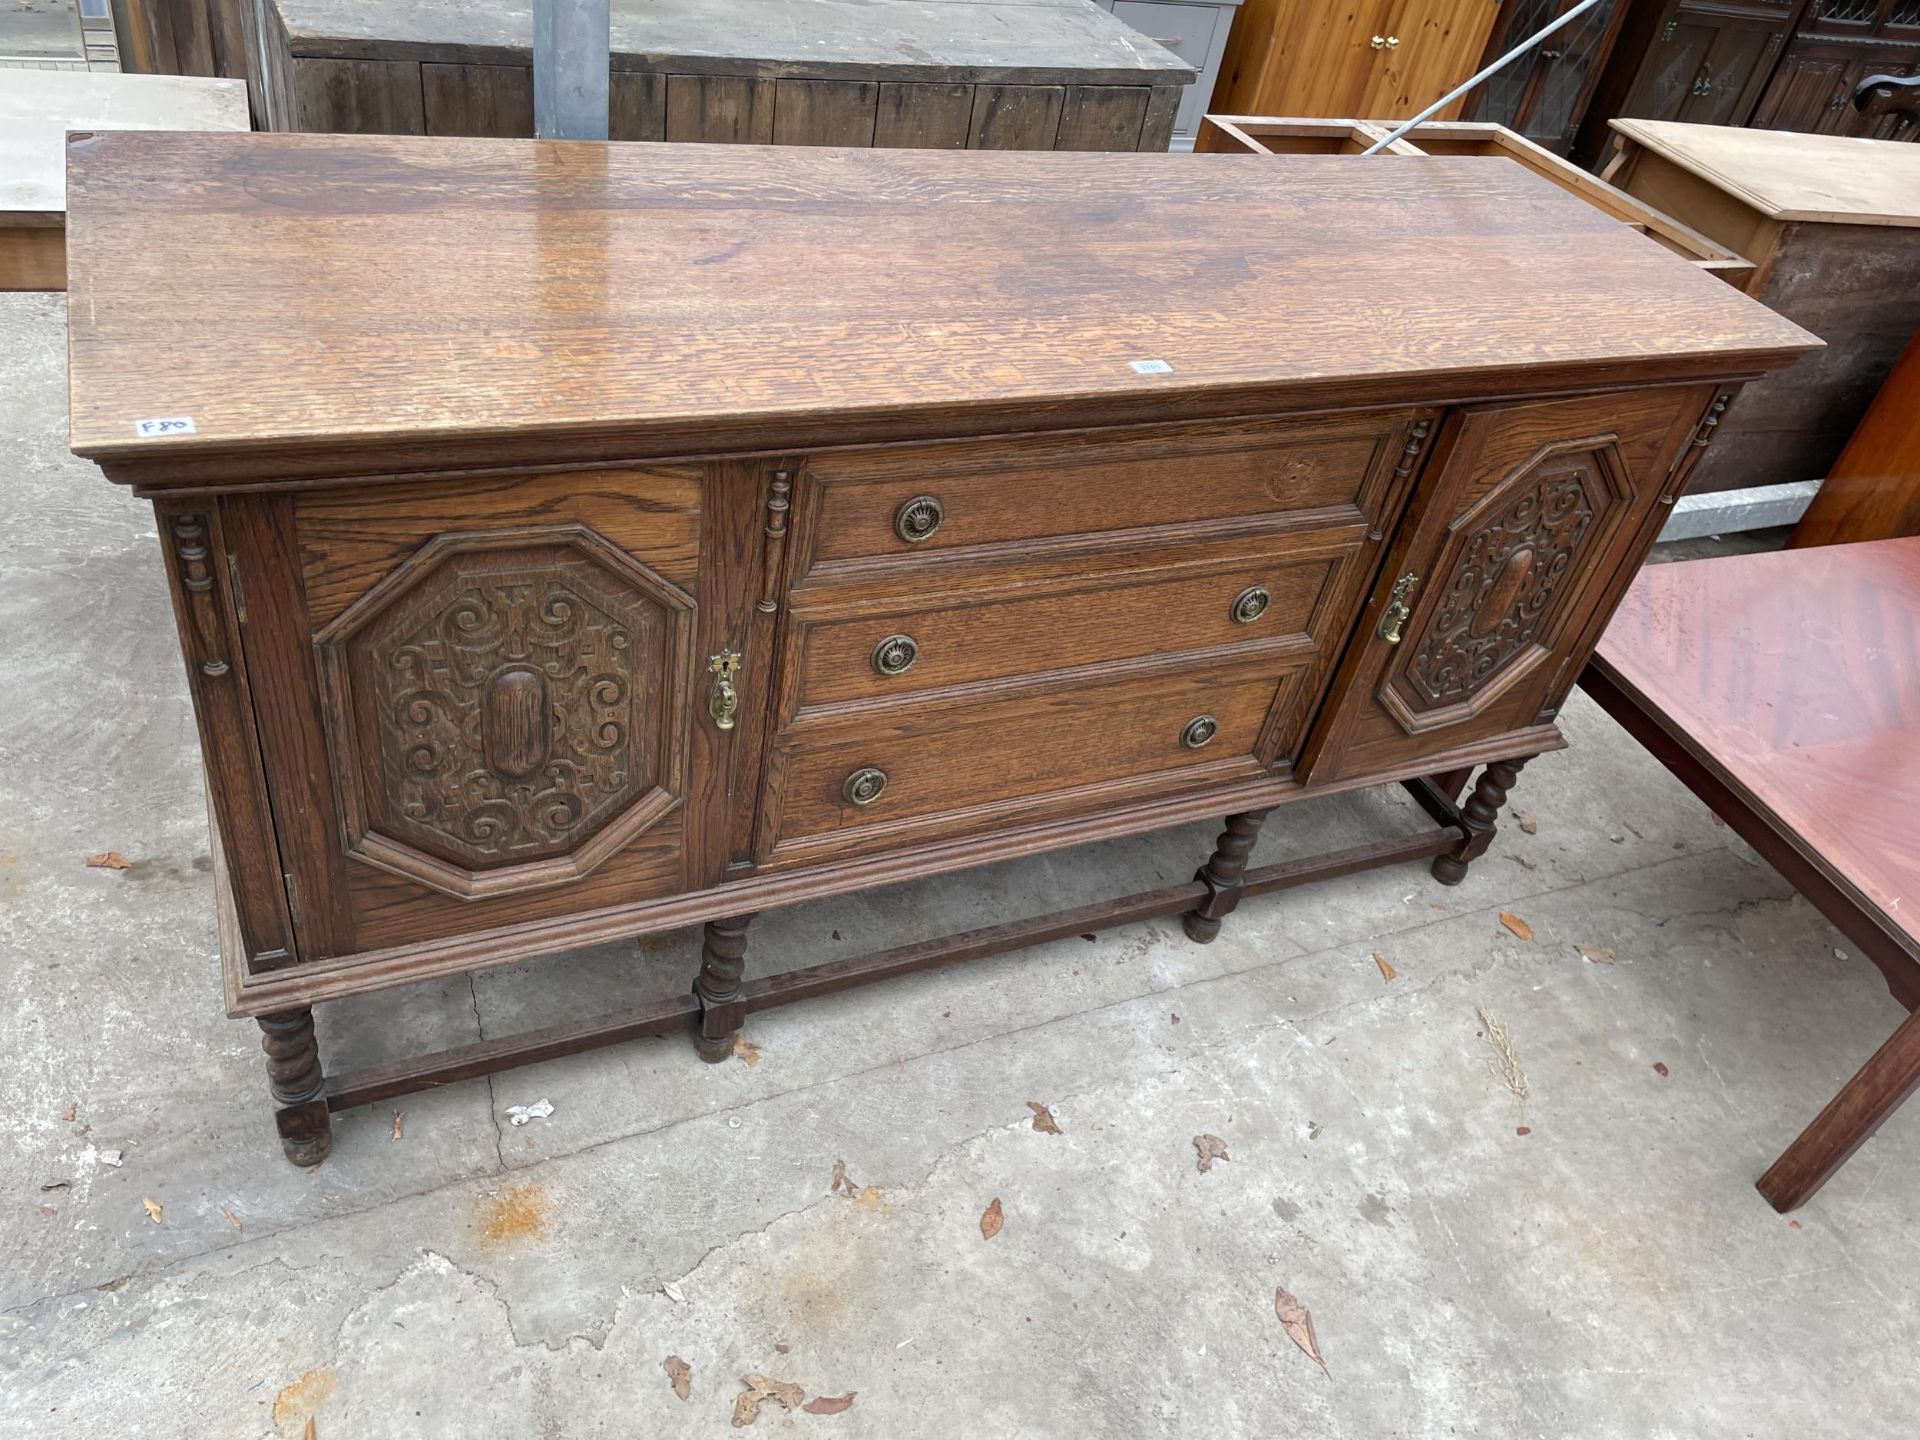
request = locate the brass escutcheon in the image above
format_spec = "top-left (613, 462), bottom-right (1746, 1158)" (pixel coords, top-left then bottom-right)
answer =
top-left (1181, 715), bottom-right (1218, 749)
top-left (872, 634), bottom-right (919, 676)
top-left (843, 766), bottom-right (888, 805)
top-left (707, 648), bottom-right (742, 730)
top-left (1231, 585), bottom-right (1271, 625)
top-left (1377, 572), bottom-right (1419, 644)
top-left (894, 495), bottom-right (944, 543)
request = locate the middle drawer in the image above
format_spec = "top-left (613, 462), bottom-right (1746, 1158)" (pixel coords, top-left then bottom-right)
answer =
top-left (781, 528), bottom-right (1363, 719)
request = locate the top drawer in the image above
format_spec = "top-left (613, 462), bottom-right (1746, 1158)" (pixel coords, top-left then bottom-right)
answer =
top-left (794, 412), bottom-right (1428, 575)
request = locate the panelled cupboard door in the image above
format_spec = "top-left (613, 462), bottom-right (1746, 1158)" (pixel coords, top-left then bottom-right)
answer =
top-left (1360, 0), bottom-right (1505, 119)
top-left (1299, 385), bottom-right (1713, 783)
top-left (231, 464), bottom-right (739, 960)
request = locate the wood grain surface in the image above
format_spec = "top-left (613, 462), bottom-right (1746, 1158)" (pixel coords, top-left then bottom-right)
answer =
top-left (1790, 330), bottom-right (1920, 547)
top-left (1593, 538), bottom-right (1920, 952)
top-left (63, 132), bottom-right (1818, 472)
top-left (1608, 119), bottom-right (1920, 226)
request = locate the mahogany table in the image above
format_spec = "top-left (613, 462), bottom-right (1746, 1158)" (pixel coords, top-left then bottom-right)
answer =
top-left (1583, 539), bottom-right (1920, 1211)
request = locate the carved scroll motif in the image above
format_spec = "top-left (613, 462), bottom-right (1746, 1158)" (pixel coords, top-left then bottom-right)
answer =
top-left (1407, 468), bottom-right (1597, 705)
top-left (366, 556), bottom-right (657, 865)
top-left (316, 526), bottom-right (694, 893)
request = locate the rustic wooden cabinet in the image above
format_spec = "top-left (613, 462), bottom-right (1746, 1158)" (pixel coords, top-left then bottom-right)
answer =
top-left (64, 132), bottom-right (1814, 1165)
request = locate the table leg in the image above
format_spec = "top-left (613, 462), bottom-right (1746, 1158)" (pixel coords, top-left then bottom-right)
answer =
top-left (1431, 756), bottom-right (1531, 886)
top-left (258, 1008), bottom-right (331, 1167)
top-left (1757, 1005), bottom-right (1920, 1212)
top-left (693, 913), bottom-right (754, 1062)
top-left (1182, 809), bottom-right (1271, 943)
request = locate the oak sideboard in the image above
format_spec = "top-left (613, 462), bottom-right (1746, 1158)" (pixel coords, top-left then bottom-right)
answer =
top-left (64, 133), bottom-right (1816, 1166)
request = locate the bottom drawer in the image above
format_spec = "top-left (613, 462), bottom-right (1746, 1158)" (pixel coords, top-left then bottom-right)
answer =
top-left (760, 655), bottom-right (1307, 865)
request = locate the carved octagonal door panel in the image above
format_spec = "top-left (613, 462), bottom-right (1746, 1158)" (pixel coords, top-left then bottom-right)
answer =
top-left (1299, 386), bottom-right (1706, 783)
top-left (315, 525), bottom-right (695, 899)
top-left (1380, 437), bottom-right (1630, 734)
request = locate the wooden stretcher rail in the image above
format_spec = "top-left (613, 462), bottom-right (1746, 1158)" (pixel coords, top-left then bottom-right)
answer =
top-left (323, 808), bottom-right (1466, 1111)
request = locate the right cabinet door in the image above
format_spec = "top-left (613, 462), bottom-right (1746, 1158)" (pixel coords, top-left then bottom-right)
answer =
top-left (1301, 385), bottom-right (1712, 783)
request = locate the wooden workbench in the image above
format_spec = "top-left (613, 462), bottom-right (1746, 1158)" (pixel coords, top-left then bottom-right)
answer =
top-left (252, 0), bottom-right (1194, 150)
top-left (1601, 119), bottom-right (1920, 497)
top-left (0, 68), bottom-right (248, 290)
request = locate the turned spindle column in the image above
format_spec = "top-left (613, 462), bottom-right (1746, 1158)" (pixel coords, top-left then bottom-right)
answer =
top-left (1431, 757), bottom-right (1531, 886)
top-left (1182, 809), bottom-right (1271, 943)
top-left (693, 914), bottom-right (755, 1062)
top-left (257, 1008), bottom-right (331, 1166)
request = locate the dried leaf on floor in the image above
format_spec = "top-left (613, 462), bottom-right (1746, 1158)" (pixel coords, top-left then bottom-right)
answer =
top-left (663, 1355), bottom-right (692, 1402)
top-left (60, 1102), bottom-right (76, 1123)
top-left (1499, 910), bottom-right (1535, 942)
top-left (803, 1394), bottom-right (856, 1415)
top-left (980, 1197), bottom-right (1004, 1240)
top-left (1372, 953), bottom-right (1397, 983)
top-left (1510, 855), bottom-right (1537, 871)
top-left (140, 1196), bottom-right (163, 1225)
top-left (1307, 1121), bottom-right (1322, 1141)
top-left (1026, 1101), bottom-right (1062, 1135)
top-left (732, 1374), bottom-right (804, 1427)
top-left (39, 1204), bottom-right (56, 1218)
top-left (830, 1158), bottom-right (863, 1200)
top-left (85, 851), bottom-right (133, 870)
top-left (1710, 812), bottom-right (1727, 828)
top-left (1653, 1062), bottom-right (1670, 1078)
top-left (222, 1208), bottom-right (243, 1232)
top-left (1170, 1013), bottom-right (1180, 1025)
top-left (304, 1420), bottom-right (316, 1440)
top-left (1476, 1007), bottom-right (1529, 1101)
top-left (662, 1281), bottom-right (686, 1304)
top-left (1516, 1126), bottom-right (1532, 1137)
top-left (1193, 1134), bottom-right (1231, 1173)
top-left (732, 1034), bottom-right (761, 1067)
top-left (1510, 808), bottom-right (1538, 835)
top-left (390, 1111), bottom-right (404, 1141)
top-left (1274, 1287), bottom-right (1329, 1376)
top-left (505, 1099), bottom-right (554, 1126)
top-left (98, 1149), bottom-right (123, 1168)
top-left (1609, 833), bottom-right (1625, 844)
top-left (1576, 944), bottom-right (1616, 964)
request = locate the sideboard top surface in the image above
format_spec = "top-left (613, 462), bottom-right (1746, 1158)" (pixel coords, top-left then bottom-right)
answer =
top-left (65, 132), bottom-right (1818, 471)
top-left (272, 0), bottom-right (1195, 84)
top-left (1610, 120), bottom-right (1920, 228)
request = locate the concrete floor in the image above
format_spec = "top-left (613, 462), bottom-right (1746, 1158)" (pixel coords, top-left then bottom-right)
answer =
top-left (2, 287), bottom-right (1916, 1437)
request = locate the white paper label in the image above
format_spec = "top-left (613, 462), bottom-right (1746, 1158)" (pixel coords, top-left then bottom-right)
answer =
top-left (1129, 359), bottom-right (1173, 375)
top-left (134, 416), bottom-right (196, 438)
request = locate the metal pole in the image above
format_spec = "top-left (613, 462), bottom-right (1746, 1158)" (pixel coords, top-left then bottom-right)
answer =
top-left (533, 0), bottom-right (611, 140)
top-left (1360, 0), bottom-right (1609, 155)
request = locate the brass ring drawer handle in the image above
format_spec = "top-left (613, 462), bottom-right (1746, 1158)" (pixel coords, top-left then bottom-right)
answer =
top-left (1182, 715), bottom-right (1218, 749)
top-left (843, 766), bottom-right (888, 806)
top-left (872, 634), bottom-right (919, 676)
top-left (1231, 585), bottom-right (1270, 624)
top-left (894, 495), bottom-right (944, 544)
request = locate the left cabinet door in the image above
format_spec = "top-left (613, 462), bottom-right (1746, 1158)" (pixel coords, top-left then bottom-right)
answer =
top-left (227, 464), bottom-right (744, 961)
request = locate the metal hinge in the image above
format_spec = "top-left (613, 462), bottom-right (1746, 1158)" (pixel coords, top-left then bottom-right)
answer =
top-left (226, 553), bottom-right (248, 624)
